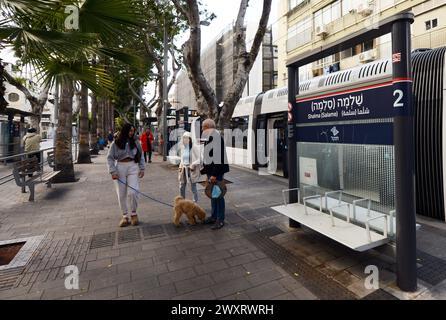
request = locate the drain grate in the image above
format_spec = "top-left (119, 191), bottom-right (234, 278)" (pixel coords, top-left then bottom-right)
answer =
top-left (142, 225), bottom-right (165, 239)
top-left (255, 207), bottom-right (280, 218)
top-left (90, 232), bottom-right (115, 249)
top-left (0, 267), bottom-right (23, 291)
top-left (361, 289), bottom-right (398, 300)
top-left (237, 210), bottom-right (264, 221)
top-left (417, 250), bottom-right (446, 285)
top-left (118, 229), bottom-right (141, 244)
top-left (245, 227), bottom-right (357, 300)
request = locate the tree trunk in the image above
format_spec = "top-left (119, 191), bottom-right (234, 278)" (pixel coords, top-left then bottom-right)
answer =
top-left (173, 0), bottom-right (272, 128)
top-left (77, 83), bottom-right (91, 164)
top-left (97, 97), bottom-right (104, 150)
top-left (90, 93), bottom-right (99, 155)
top-left (53, 81), bottom-right (76, 183)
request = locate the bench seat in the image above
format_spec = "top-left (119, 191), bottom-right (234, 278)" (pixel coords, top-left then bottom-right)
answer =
top-left (271, 203), bottom-right (390, 252)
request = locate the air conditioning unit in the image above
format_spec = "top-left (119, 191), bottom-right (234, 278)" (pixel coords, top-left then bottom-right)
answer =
top-left (315, 25), bottom-right (329, 37)
top-left (357, 2), bottom-right (374, 17)
top-left (359, 49), bottom-right (377, 63)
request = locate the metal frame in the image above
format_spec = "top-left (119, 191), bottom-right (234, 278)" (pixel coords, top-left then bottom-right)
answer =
top-left (303, 195), bottom-right (322, 214)
top-left (352, 198), bottom-right (372, 220)
top-left (366, 214), bottom-right (389, 243)
top-left (286, 13), bottom-right (417, 291)
top-left (282, 188), bottom-right (300, 206)
top-left (325, 190), bottom-right (343, 211)
top-left (329, 203), bottom-right (351, 226)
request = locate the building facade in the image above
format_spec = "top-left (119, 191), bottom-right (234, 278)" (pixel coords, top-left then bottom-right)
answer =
top-left (277, 0), bottom-right (443, 86)
top-left (172, 23), bottom-right (278, 111)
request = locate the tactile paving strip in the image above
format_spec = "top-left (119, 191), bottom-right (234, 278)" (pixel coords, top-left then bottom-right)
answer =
top-left (361, 289), bottom-right (398, 300)
top-left (89, 232), bottom-right (115, 249)
top-left (245, 227), bottom-right (357, 300)
top-left (118, 229), bottom-right (141, 244)
top-left (142, 225), bottom-right (165, 239)
top-left (417, 250), bottom-right (446, 285)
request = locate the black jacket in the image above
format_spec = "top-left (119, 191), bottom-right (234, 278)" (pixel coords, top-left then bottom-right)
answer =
top-left (200, 131), bottom-right (230, 177)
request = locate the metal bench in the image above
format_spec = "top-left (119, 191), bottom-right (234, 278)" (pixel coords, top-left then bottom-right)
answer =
top-left (273, 188), bottom-right (390, 252)
top-left (12, 158), bottom-right (61, 201)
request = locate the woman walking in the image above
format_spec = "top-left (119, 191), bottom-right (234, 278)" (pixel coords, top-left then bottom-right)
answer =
top-left (178, 131), bottom-right (201, 202)
top-left (107, 123), bottom-right (145, 227)
top-left (140, 128), bottom-right (154, 163)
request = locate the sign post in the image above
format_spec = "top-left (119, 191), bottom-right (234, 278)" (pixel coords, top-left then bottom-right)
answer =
top-left (392, 17), bottom-right (417, 292)
top-left (287, 67), bottom-right (300, 228)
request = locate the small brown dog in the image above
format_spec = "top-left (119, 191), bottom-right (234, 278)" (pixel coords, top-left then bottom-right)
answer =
top-left (173, 196), bottom-right (207, 227)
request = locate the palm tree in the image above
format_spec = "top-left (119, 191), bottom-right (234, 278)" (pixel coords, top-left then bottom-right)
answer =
top-left (89, 92), bottom-right (99, 155)
top-left (77, 82), bottom-right (90, 163)
top-left (1, 0), bottom-right (149, 182)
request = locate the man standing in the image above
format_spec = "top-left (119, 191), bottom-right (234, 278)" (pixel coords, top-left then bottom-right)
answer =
top-left (200, 119), bottom-right (229, 230)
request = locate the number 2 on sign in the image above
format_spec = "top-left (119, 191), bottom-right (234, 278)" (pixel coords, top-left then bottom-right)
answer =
top-left (393, 90), bottom-right (404, 108)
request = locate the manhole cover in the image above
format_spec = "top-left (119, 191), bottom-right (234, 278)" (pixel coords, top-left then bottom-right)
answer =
top-left (0, 242), bottom-right (25, 266)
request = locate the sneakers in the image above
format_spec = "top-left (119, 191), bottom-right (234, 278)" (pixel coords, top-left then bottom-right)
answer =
top-left (211, 221), bottom-right (224, 230)
top-left (119, 216), bottom-right (130, 227)
top-left (130, 215), bottom-right (139, 226)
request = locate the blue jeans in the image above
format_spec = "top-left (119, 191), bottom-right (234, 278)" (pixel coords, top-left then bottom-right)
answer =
top-left (208, 174), bottom-right (225, 222)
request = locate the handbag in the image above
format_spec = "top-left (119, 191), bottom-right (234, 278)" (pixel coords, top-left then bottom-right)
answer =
top-left (205, 179), bottom-right (227, 199)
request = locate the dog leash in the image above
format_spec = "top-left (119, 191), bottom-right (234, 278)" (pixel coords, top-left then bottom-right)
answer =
top-left (117, 178), bottom-right (174, 208)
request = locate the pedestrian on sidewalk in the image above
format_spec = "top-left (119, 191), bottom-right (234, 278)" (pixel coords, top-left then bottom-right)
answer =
top-left (107, 123), bottom-right (145, 227)
top-left (140, 127), bottom-right (154, 163)
top-left (178, 131), bottom-right (201, 203)
top-left (200, 119), bottom-right (229, 230)
top-left (107, 129), bottom-right (114, 148)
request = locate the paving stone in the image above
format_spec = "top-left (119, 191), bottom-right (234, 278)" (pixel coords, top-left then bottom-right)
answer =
top-left (245, 281), bottom-right (288, 300)
top-left (158, 267), bottom-right (197, 286)
top-left (225, 253), bottom-right (258, 267)
top-left (199, 250), bottom-right (232, 264)
top-left (72, 285), bottom-right (118, 300)
top-left (219, 291), bottom-right (251, 300)
top-left (246, 268), bottom-right (284, 286)
top-left (90, 272), bottom-right (131, 291)
top-left (167, 256), bottom-right (202, 272)
top-left (292, 286), bottom-right (319, 300)
top-left (133, 284), bottom-right (177, 300)
top-left (174, 274), bottom-right (215, 295)
top-left (210, 277), bottom-right (253, 299)
top-left (172, 287), bottom-right (216, 300)
top-left (86, 258), bottom-right (112, 271)
top-left (131, 264), bottom-right (169, 281)
top-left (210, 265), bottom-right (247, 283)
top-left (118, 276), bottom-right (159, 297)
top-left (194, 260), bottom-right (230, 275)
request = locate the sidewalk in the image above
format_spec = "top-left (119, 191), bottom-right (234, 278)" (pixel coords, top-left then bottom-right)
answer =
top-left (0, 150), bottom-right (445, 300)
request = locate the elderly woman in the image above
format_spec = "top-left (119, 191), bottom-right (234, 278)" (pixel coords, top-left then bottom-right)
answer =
top-left (178, 131), bottom-right (201, 202)
top-left (107, 123), bottom-right (145, 227)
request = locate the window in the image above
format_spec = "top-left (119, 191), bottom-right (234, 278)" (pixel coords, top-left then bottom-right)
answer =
top-left (289, 0), bottom-right (308, 11)
top-left (314, 0), bottom-right (341, 30)
top-left (426, 19), bottom-right (438, 31)
top-left (433, 18), bottom-right (438, 28)
top-left (287, 16), bottom-right (312, 51)
top-left (227, 116), bottom-right (249, 149)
